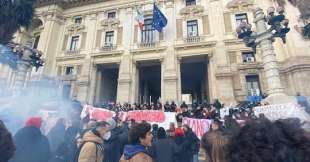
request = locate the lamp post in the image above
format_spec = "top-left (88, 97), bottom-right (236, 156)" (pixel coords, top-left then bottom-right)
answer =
top-left (236, 7), bottom-right (295, 104)
top-left (0, 42), bottom-right (44, 92)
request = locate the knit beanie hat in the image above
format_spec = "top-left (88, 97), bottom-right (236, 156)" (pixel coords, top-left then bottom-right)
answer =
top-left (25, 117), bottom-right (42, 129)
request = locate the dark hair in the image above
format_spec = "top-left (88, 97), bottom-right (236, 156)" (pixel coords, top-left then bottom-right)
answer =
top-left (157, 127), bottom-right (167, 139)
top-left (0, 120), bottom-right (15, 162)
top-left (129, 123), bottom-right (151, 144)
top-left (228, 118), bottom-right (310, 162)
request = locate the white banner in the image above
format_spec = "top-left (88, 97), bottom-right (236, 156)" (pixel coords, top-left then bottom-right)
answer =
top-left (254, 103), bottom-right (310, 122)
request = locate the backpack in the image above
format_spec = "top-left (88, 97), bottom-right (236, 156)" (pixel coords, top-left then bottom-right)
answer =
top-left (73, 141), bottom-right (104, 162)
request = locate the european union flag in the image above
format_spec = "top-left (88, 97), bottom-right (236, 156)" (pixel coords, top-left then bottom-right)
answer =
top-left (152, 3), bottom-right (167, 32)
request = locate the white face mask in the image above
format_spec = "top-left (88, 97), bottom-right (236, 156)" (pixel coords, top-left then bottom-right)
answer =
top-left (103, 131), bottom-right (111, 140)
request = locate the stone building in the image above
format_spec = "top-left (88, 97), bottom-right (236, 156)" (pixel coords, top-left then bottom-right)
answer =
top-left (0, 0), bottom-right (309, 106)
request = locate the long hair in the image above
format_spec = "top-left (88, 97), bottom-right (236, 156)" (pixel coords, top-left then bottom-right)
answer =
top-left (201, 130), bottom-right (229, 162)
top-left (228, 118), bottom-right (310, 162)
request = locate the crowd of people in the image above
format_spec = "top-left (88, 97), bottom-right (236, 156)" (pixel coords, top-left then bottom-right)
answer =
top-left (0, 99), bottom-right (310, 162)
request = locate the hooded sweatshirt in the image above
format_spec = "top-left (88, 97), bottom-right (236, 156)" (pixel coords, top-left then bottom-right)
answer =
top-left (120, 144), bottom-right (153, 162)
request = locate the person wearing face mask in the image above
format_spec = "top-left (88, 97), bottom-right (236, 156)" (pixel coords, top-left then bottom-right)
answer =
top-left (77, 121), bottom-right (110, 162)
top-left (120, 123), bottom-right (153, 162)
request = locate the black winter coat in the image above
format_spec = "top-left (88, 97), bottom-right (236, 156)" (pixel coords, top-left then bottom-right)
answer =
top-left (10, 126), bottom-right (51, 162)
top-left (103, 127), bottom-right (123, 162)
top-left (151, 138), bottom-right (180, 162)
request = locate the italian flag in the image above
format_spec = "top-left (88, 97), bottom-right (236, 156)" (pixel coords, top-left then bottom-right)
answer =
top-left (135, 6), bottom-right (144, 30)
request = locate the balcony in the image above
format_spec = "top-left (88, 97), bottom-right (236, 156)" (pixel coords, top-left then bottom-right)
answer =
top-left (60, 74), bottom-right (77, 81)
top-left (138, 41), bottom-right (159, 48)
top-left (65, 49), bottom-right (80, 55)
top-left (184, 36), bottom-right (205, 43)
top-left (100, 44), bottom-right (117, 52)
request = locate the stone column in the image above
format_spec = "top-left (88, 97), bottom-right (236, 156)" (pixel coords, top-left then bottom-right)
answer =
top-left (163, 48), bottom-right (179, 104)
top-left (130, 61), bottom-right (139, 103)
top-left (117, 54), bottom-right (132, 103)
top-left (12, 61), bottom-right (30, 91)
top-left (87, 64), bottom-right (98, 105)
top-left (254, 8), bottom-right (295, 104)
top-left (94, 69), bottom-right (102, 105)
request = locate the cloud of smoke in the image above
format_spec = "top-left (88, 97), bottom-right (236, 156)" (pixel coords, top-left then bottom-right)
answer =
top-left (0, 72), bottom-right (82, 135)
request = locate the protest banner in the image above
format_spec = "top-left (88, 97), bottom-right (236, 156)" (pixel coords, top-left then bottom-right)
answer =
top-left (182, 117), bottom-right (213, 139)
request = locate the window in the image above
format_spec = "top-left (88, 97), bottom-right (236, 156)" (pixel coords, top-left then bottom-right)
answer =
top-left (105, 31), bottom-right (114, 46)
top-left (74, 17), bottom-right (82, 24)
top-left (242, 52), bottom-right (255, 63)
top-left (33, 35), bottom-right (40, 49)
top-left (246, 75), bottom-right (261, 96)
top-left (235, 13), bottom-right (248, 27)
top-left (187, 20), bottom-right (198, 37)
top-left (186, 0), bottom-right (196, 6)
top-left (65, 66), bottom-right (74, 75)
top-left (70, 36), bottom-right (79, 51)
top-left (141, 19), bottom-right (155, 43)
top-left (107, 12), bottom-right (116, 19)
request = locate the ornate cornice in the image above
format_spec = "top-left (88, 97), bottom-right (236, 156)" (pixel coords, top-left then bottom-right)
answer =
top-left (180, 5), bottom-right (205, 19)
top-left (66, 23), bottom-right (86, 33)
top-left (56, 54), bottom-right (86, 62)
top-left (226, 0), bottom-right (254, 12)
top-left (36, 0), bottom-right (110, 9)
top-left (100, 18), bottom-right (120, 30)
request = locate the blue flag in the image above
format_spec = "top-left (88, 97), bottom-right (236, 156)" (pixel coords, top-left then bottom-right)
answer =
top-left (152, 3), bottom-right (167, 32)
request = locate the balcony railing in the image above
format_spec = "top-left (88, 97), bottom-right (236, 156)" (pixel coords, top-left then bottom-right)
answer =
top-left (138, 41), bottom-right (158, 48)
top-left (65, 49), bottom-right (80, 55)
top-left (184, 36), bottom-right (205, 43)
top-left (100, 44), bottom-right (117, 52)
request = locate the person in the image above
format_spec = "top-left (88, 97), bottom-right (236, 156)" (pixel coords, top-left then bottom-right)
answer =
top-left (223, 116), bottom-right (240, 137)
top-left (173, 128), bottom-right (189, 162)
top-left (120, 123), bottom-right (153, 162)
top-left (201, 120), bottom-right (229, 162)
top-left (296, 92), bottom-right (310, 113)
top-left (151, 127), bottom-right (179, 162)
top-left (213, 99), bottom-right (222, 117)
top-left (164, 101), bottom-right (171, 112)
top-left (47, 118), bottom-right (66, 153)
top-left (103, 118), bottom-right (124, 162)
top-left (171, 101), bottom-right (177, 112)
top-left (228, 118), bottom-right (310, 162)
top-left (0, 120), bottom-right (15, 162)
top-left (77, 120), bottom-right (110, 162)
top-left (180, 101), bottom-right (188, 109)
top-left (183, 125), bottom-right (200, 162)
top-left (151, 124), bottom-right (159, 141)
top-left (49, 126), bottom-right (79, 162)
top-left (10, 117), bottom-right (51, 162)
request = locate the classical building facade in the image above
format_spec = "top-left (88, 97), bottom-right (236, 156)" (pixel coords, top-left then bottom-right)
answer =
top-left (1, 0), bottom-right (309, 106)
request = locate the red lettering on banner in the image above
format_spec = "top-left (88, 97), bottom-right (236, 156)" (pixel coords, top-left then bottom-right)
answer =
top-left (183, 117), bottom-right (212, 139)
top-left (125, 110), bottom-right (165, 122)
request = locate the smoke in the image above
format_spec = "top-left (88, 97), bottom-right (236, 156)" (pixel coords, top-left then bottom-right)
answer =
top-left (0, 72), bottom-right (82, 135)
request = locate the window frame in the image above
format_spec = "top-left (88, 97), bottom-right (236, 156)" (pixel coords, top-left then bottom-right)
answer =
top-left (107, 11), bottom-right (116, 19)
top-left (242, 52), bottom-right (255, 63)
top-left (185, 0), bottom-right (196, 6)
top-left (245, 75), bottom-right (261, 96)
top-left (33, 35), bottom-right (40, 49)
top-left (104, 31), bottom-right (115, 46)
top-left (65, 66), bottom-right (74, 75)
top-left (141, 18), bottom-right (156, 43)
top-left (74, 17), bottom-right (82, 24)
top-left (235, 13), bottom-right (249, 27)
top-left (187, 20), bottom-right (199, 37)
top-left (69, 36), bottom-right (80, 51)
